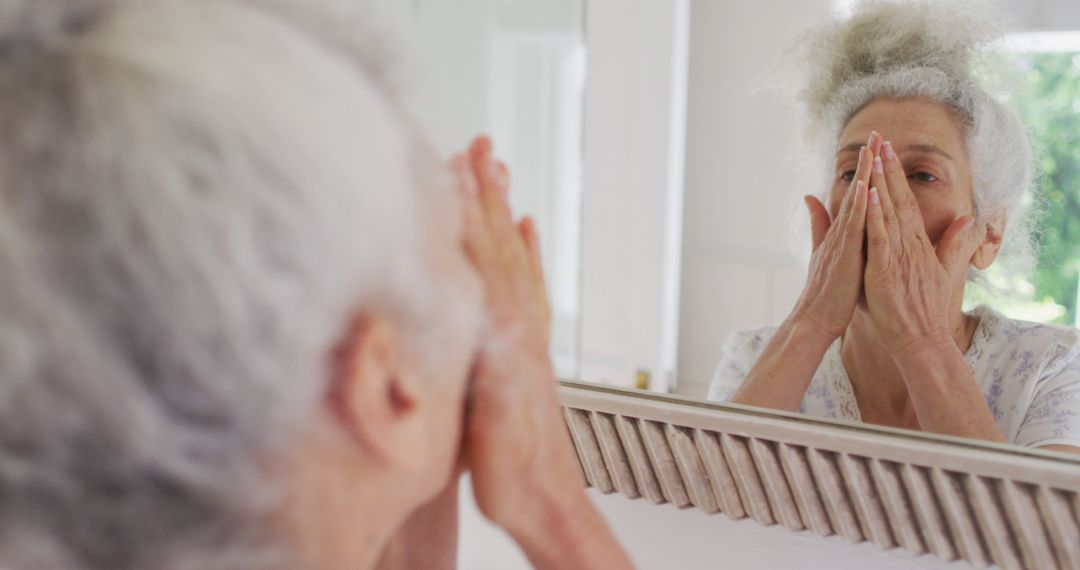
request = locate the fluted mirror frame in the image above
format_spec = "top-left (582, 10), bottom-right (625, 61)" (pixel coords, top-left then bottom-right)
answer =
top-left (559, 380), bottom-right (1080, 570)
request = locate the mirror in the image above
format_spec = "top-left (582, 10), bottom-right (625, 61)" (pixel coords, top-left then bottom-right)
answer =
top-left (669, 0), bottom-right (1080, 456)
top-left (390, 0), bottom-right (1080, 567)
top-left (385, 0), bottom-right (587, 380)
top-left (395, 0), bottom-right (1080, 461)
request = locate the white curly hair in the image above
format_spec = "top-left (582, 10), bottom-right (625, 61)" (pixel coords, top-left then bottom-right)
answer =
top-left (800, 0), bottom-right (1037, 275)
top-left (0, 0), bottom-right (476, 569)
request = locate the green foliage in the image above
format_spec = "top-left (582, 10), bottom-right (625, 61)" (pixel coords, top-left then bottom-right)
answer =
top-left (970, 52), bottom-right (1080, 325)
top-left (1016, 53), bottom-right (1080, 324)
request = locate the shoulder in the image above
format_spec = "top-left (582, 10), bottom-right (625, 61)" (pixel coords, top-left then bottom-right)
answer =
top-left (976, 308), bottom-right (1080, 447)
top-left (973, 306), bottom-right (1080, 371)
top-left (971, 306), bottom-right (1080, 409)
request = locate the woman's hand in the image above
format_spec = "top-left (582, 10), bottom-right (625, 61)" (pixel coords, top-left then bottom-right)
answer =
top-left (789, 134), bottom-right (875, 340)
top-left (453, 136), bottom-right (571, 528)
top-left (726, 133), bottom-right (875, 412)
top-left (860, 139), bottom-right (1005, 443)
top-left (862, 140), bottom-right (981, 358)
top-left (452, 137), bottom-right (631, 569)
top-left (455, 137), bottom-right (551, 363)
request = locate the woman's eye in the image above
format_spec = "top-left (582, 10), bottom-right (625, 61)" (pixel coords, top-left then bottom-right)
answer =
top-left (839, 170), bottom-right (856, 183)
top-left (909, 171), bottom-right (938, 183)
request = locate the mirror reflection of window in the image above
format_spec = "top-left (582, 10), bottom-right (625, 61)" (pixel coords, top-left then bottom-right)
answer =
top-left (968, 33), bottom-right (1080, 325)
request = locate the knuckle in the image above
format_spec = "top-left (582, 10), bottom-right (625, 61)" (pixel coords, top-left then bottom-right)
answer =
top-left (844, 222), bottom-right (862, 238)
top-left (895, 196), bottom-right (919, 213)
top-left (870, 234), bottom-right (890, 249)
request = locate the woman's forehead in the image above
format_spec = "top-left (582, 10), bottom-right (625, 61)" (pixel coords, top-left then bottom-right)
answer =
top-left (836, 98), bottom-right (966, 157)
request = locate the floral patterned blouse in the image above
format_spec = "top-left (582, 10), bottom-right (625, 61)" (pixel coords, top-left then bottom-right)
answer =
top-left (707, 305), bottom-right (1080, 448)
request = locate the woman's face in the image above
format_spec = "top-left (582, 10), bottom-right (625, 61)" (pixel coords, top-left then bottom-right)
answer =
top-left (830, 97), bottom-right (974, 245)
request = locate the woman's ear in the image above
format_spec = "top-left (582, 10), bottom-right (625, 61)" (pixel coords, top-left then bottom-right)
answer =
top-left (972, 211), bottom-right (1007, 270)
top-left (328, 315), bottom-right (423, 467)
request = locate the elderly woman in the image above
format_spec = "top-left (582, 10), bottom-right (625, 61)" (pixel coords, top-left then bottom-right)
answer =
top-left (708, 1), bottom-right (1080, 454)
top-left (0, 1), bottom-right (630, 569)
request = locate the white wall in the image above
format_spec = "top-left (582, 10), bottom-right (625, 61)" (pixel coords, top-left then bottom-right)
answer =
top-left (578, 0), bottom-right (690, 392)
top-left (400, 0), bottom-right (587, 379)
top-left (674, 0), bottom-right (830, 398)
top-left (459, 483), bottom-right (969, 569)
top-left (1005, 0), bottom-right (1080, 32)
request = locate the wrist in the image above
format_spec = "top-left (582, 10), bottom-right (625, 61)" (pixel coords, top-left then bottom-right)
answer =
top-left (505, 490), bottom-right (624, 569)
top-left (783, 311), bottom-right (843, 348)
top-left (891, 334), bottom-right (963, 375)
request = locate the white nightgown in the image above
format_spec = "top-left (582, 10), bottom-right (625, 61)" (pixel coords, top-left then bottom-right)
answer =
top-left (707, 305), bottom-right (1080, 448)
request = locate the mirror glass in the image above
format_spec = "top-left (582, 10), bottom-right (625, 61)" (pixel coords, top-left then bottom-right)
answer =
top-left (398, 0), bottom-right (1080, 456)
top-left (669, 1), bottom-right (1080, 456)
top-left (394, 0), bottom-right (587, 380)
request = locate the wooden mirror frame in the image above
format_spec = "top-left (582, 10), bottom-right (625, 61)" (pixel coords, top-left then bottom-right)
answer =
top-left (559, 380), bottom-right (1080, 569)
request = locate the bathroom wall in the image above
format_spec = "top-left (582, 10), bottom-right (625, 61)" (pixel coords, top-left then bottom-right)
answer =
top-left (999, 0), bottom-right (1080, 32)
top-left (392, 0), bottom-right (587, 379)
top-left (673, 0), bottom-right (826, 398)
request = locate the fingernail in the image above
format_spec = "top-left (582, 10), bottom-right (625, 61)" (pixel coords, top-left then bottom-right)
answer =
top-left (870, 187), bottom-right (880, 205)
top-left (868, 130), bottom-right (879, 147)
top-left (884, 141), bottom-right (896, 161)
top-left (874, 156), bottom-right (884, 174)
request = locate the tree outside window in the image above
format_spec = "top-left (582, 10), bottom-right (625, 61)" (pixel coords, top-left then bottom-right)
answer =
top-left (967, 49), bottom-right (1080, 325)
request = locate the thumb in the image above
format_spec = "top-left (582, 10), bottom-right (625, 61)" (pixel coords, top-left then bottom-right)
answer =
top-left (804, 195), bottom-right (831, 251)
top-left (935, 215), bottom-right (978, 272)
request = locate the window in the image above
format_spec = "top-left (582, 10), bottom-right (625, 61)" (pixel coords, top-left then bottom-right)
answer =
top-left (966, 33), bottom-right (1080, 325)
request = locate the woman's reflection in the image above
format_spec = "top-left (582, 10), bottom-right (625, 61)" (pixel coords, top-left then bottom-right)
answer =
top-left (708, 2), bottom-right (1080, 454)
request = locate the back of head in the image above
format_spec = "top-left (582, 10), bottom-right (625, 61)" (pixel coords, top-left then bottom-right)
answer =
top-left (0, 1), bottom-right (457, 568)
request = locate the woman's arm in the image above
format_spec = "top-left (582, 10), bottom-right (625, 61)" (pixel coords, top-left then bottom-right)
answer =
top-left (503, 479), bottom-right (630, 570)
top-left (732, 136), bottom-right (876, 411)
top-left (730, 317), bottom-right (836, 411)
top-left (891, 341), bottom-right (1006, 442)
top-left (1037, 444), bottom-right (1080, 455)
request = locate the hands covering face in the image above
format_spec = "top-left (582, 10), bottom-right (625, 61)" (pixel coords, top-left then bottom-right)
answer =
top-left (794, 137), bottom-right (874, 339)
top-left (449, 137), bottom-right (586, 541)
top-left (798, 132), bottom-right (985, 357)
top-left (862, 137), bottom-right (984, 357)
